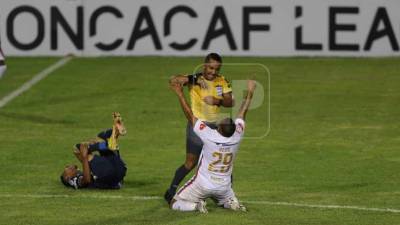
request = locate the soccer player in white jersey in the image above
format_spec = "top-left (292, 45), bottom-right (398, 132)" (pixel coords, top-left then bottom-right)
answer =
top-left (0, 42), bottom-right (6, 79)
top-left (169, 79), bottom-right (257, 213)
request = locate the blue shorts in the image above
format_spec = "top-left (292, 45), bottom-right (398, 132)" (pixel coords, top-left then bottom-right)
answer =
top-left (89, 153), bottom-right (127, 189)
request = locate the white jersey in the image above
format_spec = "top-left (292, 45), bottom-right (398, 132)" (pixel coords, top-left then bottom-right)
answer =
top-left (193, 118), bottom-right (245, 189)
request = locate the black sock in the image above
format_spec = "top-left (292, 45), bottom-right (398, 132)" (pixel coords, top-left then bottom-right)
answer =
top-left (168, 165), bottom-right (191, 194)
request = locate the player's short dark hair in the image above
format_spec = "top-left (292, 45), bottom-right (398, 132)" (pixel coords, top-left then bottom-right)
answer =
top-left (205, 53), bottom-right (222, 63)
top-left (219, 118), bottom-right (236, 137)
top-left (60, 174), bottom-right (70, 187)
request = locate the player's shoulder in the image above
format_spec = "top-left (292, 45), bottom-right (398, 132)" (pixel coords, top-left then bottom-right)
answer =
top-left (195, 119), bottom-right (208, 130)
top-left (194, 120), bottom-right (214, 135)
top-left (215, 75), bottom-right (231, 87)
top-left (215, 74), bottom-right (227, 82)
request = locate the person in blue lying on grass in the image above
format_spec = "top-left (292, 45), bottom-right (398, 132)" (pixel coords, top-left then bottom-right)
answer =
top-left (60, 112), bottom-right (127, 189)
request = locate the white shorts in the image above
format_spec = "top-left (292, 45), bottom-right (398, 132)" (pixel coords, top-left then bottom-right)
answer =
top-left (174, 176), bottom-right (236, 206)
top-left (0, 65), bottom-right (6, 79)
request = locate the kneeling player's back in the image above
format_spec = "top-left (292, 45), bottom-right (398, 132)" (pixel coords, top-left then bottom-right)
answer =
top-left (193, 119), bottom-right (245, 188)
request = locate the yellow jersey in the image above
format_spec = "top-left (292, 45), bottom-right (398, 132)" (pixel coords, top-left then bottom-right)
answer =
top-left (188, 74), bottom-right (232, 122)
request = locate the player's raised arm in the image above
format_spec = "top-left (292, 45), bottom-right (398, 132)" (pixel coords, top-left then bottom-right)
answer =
top-left (169, 75), bottom-right (189, 87)
top-left (169, 81), bottom-right (197, 126)
top-left (236, 80), bottom-right (256, 121)
top-left (79, 144), bottom-right (92, 185)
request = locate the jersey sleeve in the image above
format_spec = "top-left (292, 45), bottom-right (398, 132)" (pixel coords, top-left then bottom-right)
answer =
top-left (235, 118), bottom-right (245, 136)
top-left (193, 119), bottom-right (212, 140)
top-left (222, 77), bottom-right (232, 94)
top-left (68, 174), bottom-right (86, 189)
top-left (186, 73), bottom-right (202, 86)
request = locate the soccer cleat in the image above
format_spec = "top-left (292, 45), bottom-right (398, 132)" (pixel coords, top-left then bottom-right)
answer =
top-left (113, 112), bottom-right (127, 136)
top-left (225, 197), bottom-right (247, 212)
top-left (164, 189), bottom-right (174, 204)
top-left (108, 112), bottom-right (127, 151)
top-left (196, 200), bottom-right (208, 213)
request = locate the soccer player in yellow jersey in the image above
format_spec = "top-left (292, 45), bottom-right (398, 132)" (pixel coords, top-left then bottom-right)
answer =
top-left (165, 53), bottom-right (234, 203)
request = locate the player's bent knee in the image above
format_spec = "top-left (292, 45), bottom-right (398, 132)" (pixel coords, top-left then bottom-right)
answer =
top-left (171, 199), bottom-right (197, 211)
top-left (184, 154), bottom-right (198, 170)
top-left (184, 161), bottom-right (196, 170)
top-left (184, 161), bottom-right (195, 170)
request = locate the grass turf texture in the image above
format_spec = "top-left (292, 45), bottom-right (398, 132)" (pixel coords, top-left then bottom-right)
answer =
top-left (0, 57), bottom-right (399, 225)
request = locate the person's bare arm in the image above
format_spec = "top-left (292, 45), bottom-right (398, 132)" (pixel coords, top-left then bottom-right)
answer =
top-left (169, 75), bottom-right (189, 86)
top-left (79, 144), bottom-right (92, 185)
top-left (170, 74), bottom-right (209, 89)
top-left (221, 92), bottom-right (234, 107)
top-left (169, 82), bottom-right (197, 126)
top-left (236, 80), bottom-right (256, 121)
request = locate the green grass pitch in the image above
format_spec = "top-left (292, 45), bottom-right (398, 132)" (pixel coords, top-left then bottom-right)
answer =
top-left (0, 56), bottom-right (399, 225)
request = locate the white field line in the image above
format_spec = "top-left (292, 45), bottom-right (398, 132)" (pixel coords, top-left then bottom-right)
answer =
top-left (0, 56), bottom-right (72, 109)
top-left (0, 193), bottom-right (399, 214)
top-left (0, 193), bottom-right (160, 200)
top-left (242, 200), bottom-right (400, 214)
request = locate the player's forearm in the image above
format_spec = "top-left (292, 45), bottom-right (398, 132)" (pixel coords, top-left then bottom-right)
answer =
top-left (237, 91), bottom-right (254, 120)
top-left (81, 157), bottom-right (92, 185)
top-left (170, 75), bottom-right (189, 86)
top-left (220, 92), bottom-right (234, 107)
top-left (176, 92), bottom-right (196, 126)
top-left (221, 97), bottom-right (234, 107)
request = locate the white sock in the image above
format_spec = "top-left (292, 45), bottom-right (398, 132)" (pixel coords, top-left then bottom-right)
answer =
top-left (172, 200), bottom-right (197, 211)
top-left (0, 65), bottom-right (7, 79)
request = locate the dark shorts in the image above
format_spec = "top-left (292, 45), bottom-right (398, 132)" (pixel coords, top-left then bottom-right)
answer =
top-left (89, 153), bottom-right (127, 189)
top-left (186, 121), bottom-right (217, 156)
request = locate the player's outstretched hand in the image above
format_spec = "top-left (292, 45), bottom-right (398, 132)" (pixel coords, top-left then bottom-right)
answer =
top-left (247, 80), bottom-right (256, 93)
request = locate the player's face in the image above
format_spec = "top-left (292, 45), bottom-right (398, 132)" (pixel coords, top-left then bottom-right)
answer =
top-left (203, 59), bottom-right (221, 80)
top-left (63, 164), bottom-right (79, 180)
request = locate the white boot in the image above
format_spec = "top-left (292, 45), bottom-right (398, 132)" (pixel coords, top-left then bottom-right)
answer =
top-left (196, 200), bottom-right (208, 214)
top-left (224, 197), bottom-right (246, 212)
